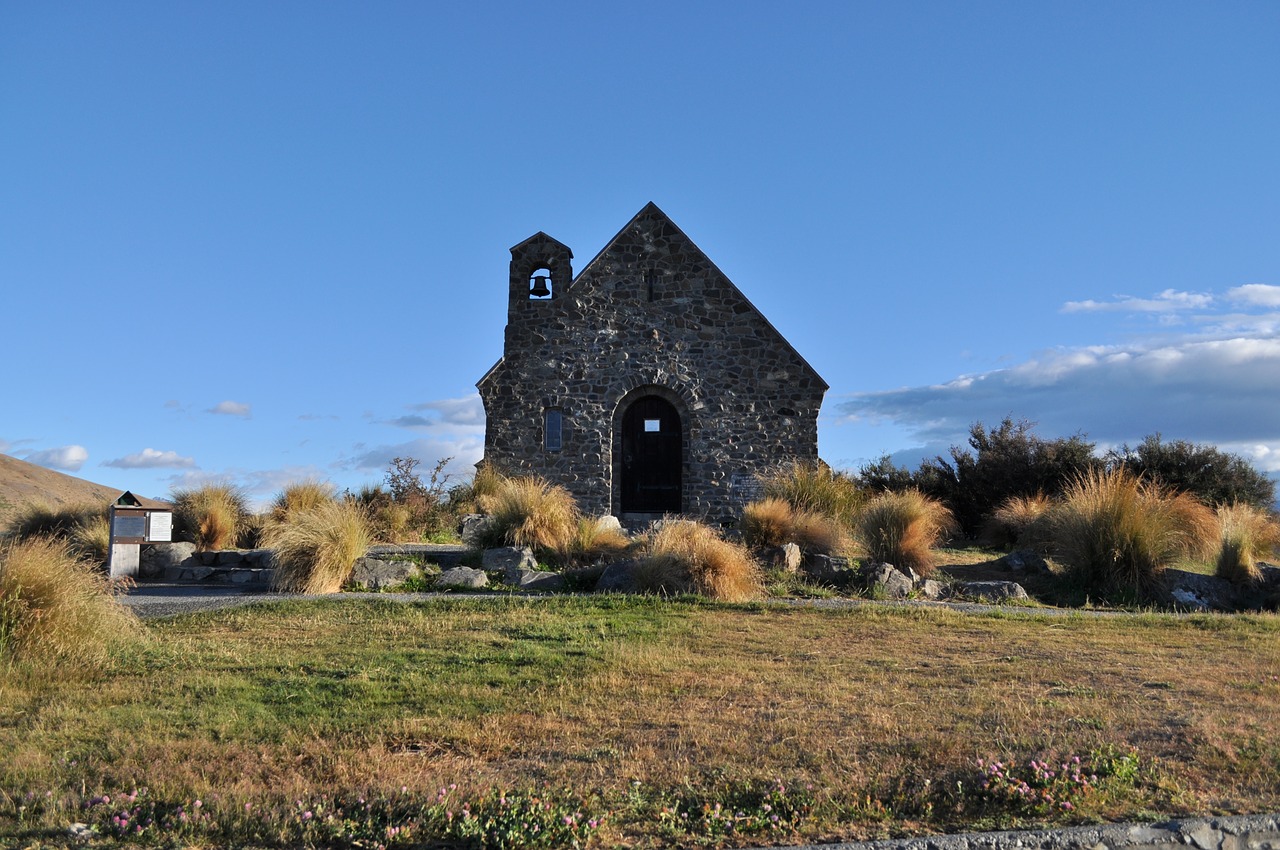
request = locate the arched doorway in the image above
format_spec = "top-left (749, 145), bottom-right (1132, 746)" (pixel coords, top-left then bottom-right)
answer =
top-left (619, 395), bottom-right (682, 513)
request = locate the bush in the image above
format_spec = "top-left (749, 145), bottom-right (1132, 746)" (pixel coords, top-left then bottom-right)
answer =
top-left (1110, 434), bottom-right (1276, 509)
top-left (172, 484), bottom-right (248, 551)
top-left (855, 490), bottom-right (955, 576)
top-left (741, 497), bottom-right (849, 555)
top-left (1047, 469), bottom-right (1216, 598)
top-left (1214, 502), bottom-right (1280, 585)
top-left (635, 520), bottom-right (761, 601)
top-left (469, 476), bottom-right (579, 555)
top-left (762, 461), bottom-right (862, 526)
top-left (982, 494), bottom-right (1052, 549)
top-left (0, 538), bottom-right (143, 666)
top-left (449, 464), bottom-right (508, 516)
top-left (266, 500), bottom-right (371, 594)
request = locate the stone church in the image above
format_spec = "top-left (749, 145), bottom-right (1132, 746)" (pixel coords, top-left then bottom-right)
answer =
top-left (477, 202), bottom-right (827, 526)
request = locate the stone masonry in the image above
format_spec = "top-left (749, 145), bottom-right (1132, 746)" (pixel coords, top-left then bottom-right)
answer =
top-left (477, 202), bottom-right (827, 526)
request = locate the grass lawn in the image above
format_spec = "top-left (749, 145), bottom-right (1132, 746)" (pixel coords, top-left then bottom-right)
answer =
top-left (2, 596), bottom-right (1279, 848)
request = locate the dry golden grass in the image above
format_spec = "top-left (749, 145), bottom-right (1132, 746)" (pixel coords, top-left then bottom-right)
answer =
top-left (472, 475), bottom-right (579, 554)
top-left (266, 500), bottom-right (371, 594)
top-left (762, 460), bottom-right (863, 525)
top-left (568, 516), bottom-right (632, 564)
top-left (855, 490), bottom-right (955, 576)
top-left (0, 537), bottom-right (143, 667)
top-left (1215, 502), bottom-right (1280, 585)
top-left (983, 493), bottom-right (1052, 548)
top-left (742, 497), bottom-right (849, 554)
top-left (4, 500), bottom-right (108, 542)
top-left (1049, 469), bottom-right (1217, 598)
top-left (636, 520), bottom-right (761, 601)
top-left (172, 484), bottom-right (248, 551)
top-left (69, 515), bottom-right (111, 564)
top-left (269, 480), bottom-right (336, 523)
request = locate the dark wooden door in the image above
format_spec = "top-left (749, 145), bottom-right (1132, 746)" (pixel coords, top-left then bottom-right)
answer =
top-left (620, 396), bottom-right (682, 513)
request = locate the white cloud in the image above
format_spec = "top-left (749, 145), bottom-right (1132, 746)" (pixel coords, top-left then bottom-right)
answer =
top-left (344, 437), bottom-right (484, 479)
top-left (103, 448), bottom-right (197, 469)
top-left (1062, 289), bottom-right (1213, 314)
top-left (1227, 284), bottom-right (1280, 308)
top-left (208, 400), bottom-right (252, 418)
top-left (388, 394), bottom-right (486, 433)
top-left (838, 336), bottom-right (1280, 451)
top-left (24, 445), bottom-right (89, 472)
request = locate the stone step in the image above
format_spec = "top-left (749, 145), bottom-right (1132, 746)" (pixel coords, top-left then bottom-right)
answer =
top-left (161, 565), bottom-right (274, 586)
top-left (366, 543), bottom-right (470, 568)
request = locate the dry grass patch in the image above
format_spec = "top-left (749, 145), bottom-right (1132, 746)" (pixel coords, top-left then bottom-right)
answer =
top-left (983, 493), bottom-right (1052, 549)
top-left (266, 500), bottom-right (371, 593)
top-left (472, 475), bottom-right (579, 555)
top-left (636, 520), bottom-right (762, 601)
top-left (269, 480), bottom-right (337, 523)
top-left (172, 484), bottom-right (248, 551)
top-left (855, 490), bottom-right (955, 576)
top-left (1215, 502), bottom-right (1280, 585)
top-left (742, 497), bottom-right (850, 555)
top-left (762, 460), bottom-right (863, 525)
top-left (0, 537), bottom-right (143, 667)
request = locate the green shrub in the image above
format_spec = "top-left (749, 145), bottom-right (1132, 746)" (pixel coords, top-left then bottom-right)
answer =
top-left (1110, 434), bottom-right (1275, 509)
top-left (172, 484), bottom-right (248, 551)
top-left (470, 476), bottom-right (579, 555)
top-left (0, 537), bottom-right (144, 667)
top-left (266, 500), bottom-right (371, 594)
top-left (1214, 502), bottom-right (1280, 585)
top-left (855, 490), bottom-right (955, 576)
top-left (635, 520), bottom-right (761, 601)
top-left (1047, 468), bottom-right (1216, 598)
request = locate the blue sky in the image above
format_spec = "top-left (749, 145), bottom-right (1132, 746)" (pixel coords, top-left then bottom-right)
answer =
top-left (3, 2), bottom-right (1278, 505)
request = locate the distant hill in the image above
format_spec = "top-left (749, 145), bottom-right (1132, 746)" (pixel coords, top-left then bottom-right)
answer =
top-left (0, 453), bottom-right (125, 526)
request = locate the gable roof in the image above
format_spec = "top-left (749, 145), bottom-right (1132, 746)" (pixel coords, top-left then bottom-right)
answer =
top-left (479, 203), bottom-right (829, 392)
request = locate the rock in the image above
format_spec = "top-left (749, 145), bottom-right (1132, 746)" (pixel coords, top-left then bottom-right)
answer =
top-left (348, 557), bottom-right (423, 590)
top-left (1159, 569), bottom-right (1242, 612)
top-left (596, 559), bottom-right (638, 592)
top-left (198, 550), bottom-right (219, 566)
top-left (996, 549), bottom-right (1051, 574)
top-left (863, 563), bottom-right (914, 599)
top-left (802, 554), bottom-right (856, 587)
top-left (484, 546), bottom-right (538, 581)
top-left (215, 550), bottom-right (245, 566)
top-left (766, 542), bottom-right (802, 574)
top-left (437, 566), bottom-right (488, 589)
top-left (139, 542), bottom-right (196, 578)
top-left (461, 515), bottom-right (493, 547)
top-left (954, 580), bottom-right (1030, 602)
top-left (242, 548), bottom-right (278, 569)
top-left (917, 579), bottom-right (947, 600)
top-left (511, 568), bottom-right (566, 591)
top-left (595, 515), bottom-right (624, 535)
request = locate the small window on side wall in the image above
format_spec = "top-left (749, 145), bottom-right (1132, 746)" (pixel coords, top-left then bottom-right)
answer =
top-left (544, 408), bottom-right (563, 452)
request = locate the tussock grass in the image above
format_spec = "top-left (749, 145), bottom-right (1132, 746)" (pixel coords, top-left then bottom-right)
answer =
top-left (450, 464), bottom-right (508, 515)
top-left (855, 490), bottom-right (955, 576)
top-left (0, 537), bottom-right (143, 667)
top-left (569, 516), bottom-right (632, 564)
top-left (269, 480), bottom-right (336, 523)
top-left (982, 493), bottom-right (1052, 548)
top-left (471, 476), bottom-right (579, 554)
top-left (5, 500), bottom-right (108, 542)
top-left (69, 515), bottom-right (112, 564)
top-left (1048, 469), bottom-right (1217, 598)
top-left (172, 484), bottom-right (248, 551)
top-left (742, 497), bottom-right (849, 554)
top-left (266, 500), bottom-right (371, 594)
top-left (1215, 502), bottom-right (1280, 585)
top-left (635, 520), bottom-right (761, 601)
top-left (762, 460), bottom-right (863, 526)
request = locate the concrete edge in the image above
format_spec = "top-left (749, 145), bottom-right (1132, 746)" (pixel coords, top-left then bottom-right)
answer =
top-left (765, 813), bottom-right (1280, 850)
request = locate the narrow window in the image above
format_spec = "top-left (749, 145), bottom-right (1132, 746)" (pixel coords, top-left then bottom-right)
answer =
top-left (644, 267), bottom-right (658, 301)
top-left (544, 408), bottom-right (563, 451)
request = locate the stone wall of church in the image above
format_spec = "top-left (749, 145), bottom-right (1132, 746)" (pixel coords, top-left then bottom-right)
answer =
top-left (479, 210), bottom-right (825, 526)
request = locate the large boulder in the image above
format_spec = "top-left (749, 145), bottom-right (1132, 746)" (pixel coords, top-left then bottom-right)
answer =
top-left (596, 559), bottom-right (639, 593)
top-left (483, 547), bottom-right (539, 582)
top-left (509, 568), bottom-right (566, 592)
top-left (994, 549), bottom-right (1052, 574)
top-left (763, 543), bottom-right (802, 574)
top-left (461, 515), bottom-right (493, 547)
top-left (953, 580), bottom-right (1030, 602)
top-left (139, 542), bottom-right (196, 578)
top-left (348, 557), bottom-right (425, 591)
top-left (437, 567), bottom-right (488, 590)
top-left (1158, 569), bottom-right (1243, 612)
top-left (802, 554), bottom-right (857, 588)
top-left (862, 563), bottom-right (914, 599)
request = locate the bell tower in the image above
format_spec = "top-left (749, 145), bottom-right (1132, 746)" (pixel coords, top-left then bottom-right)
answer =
top-left (508, 231), bottom-right (573, 322)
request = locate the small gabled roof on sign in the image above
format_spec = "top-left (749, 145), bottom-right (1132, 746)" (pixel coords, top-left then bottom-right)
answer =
top-left (114, 491), bottom-right (172, 510)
